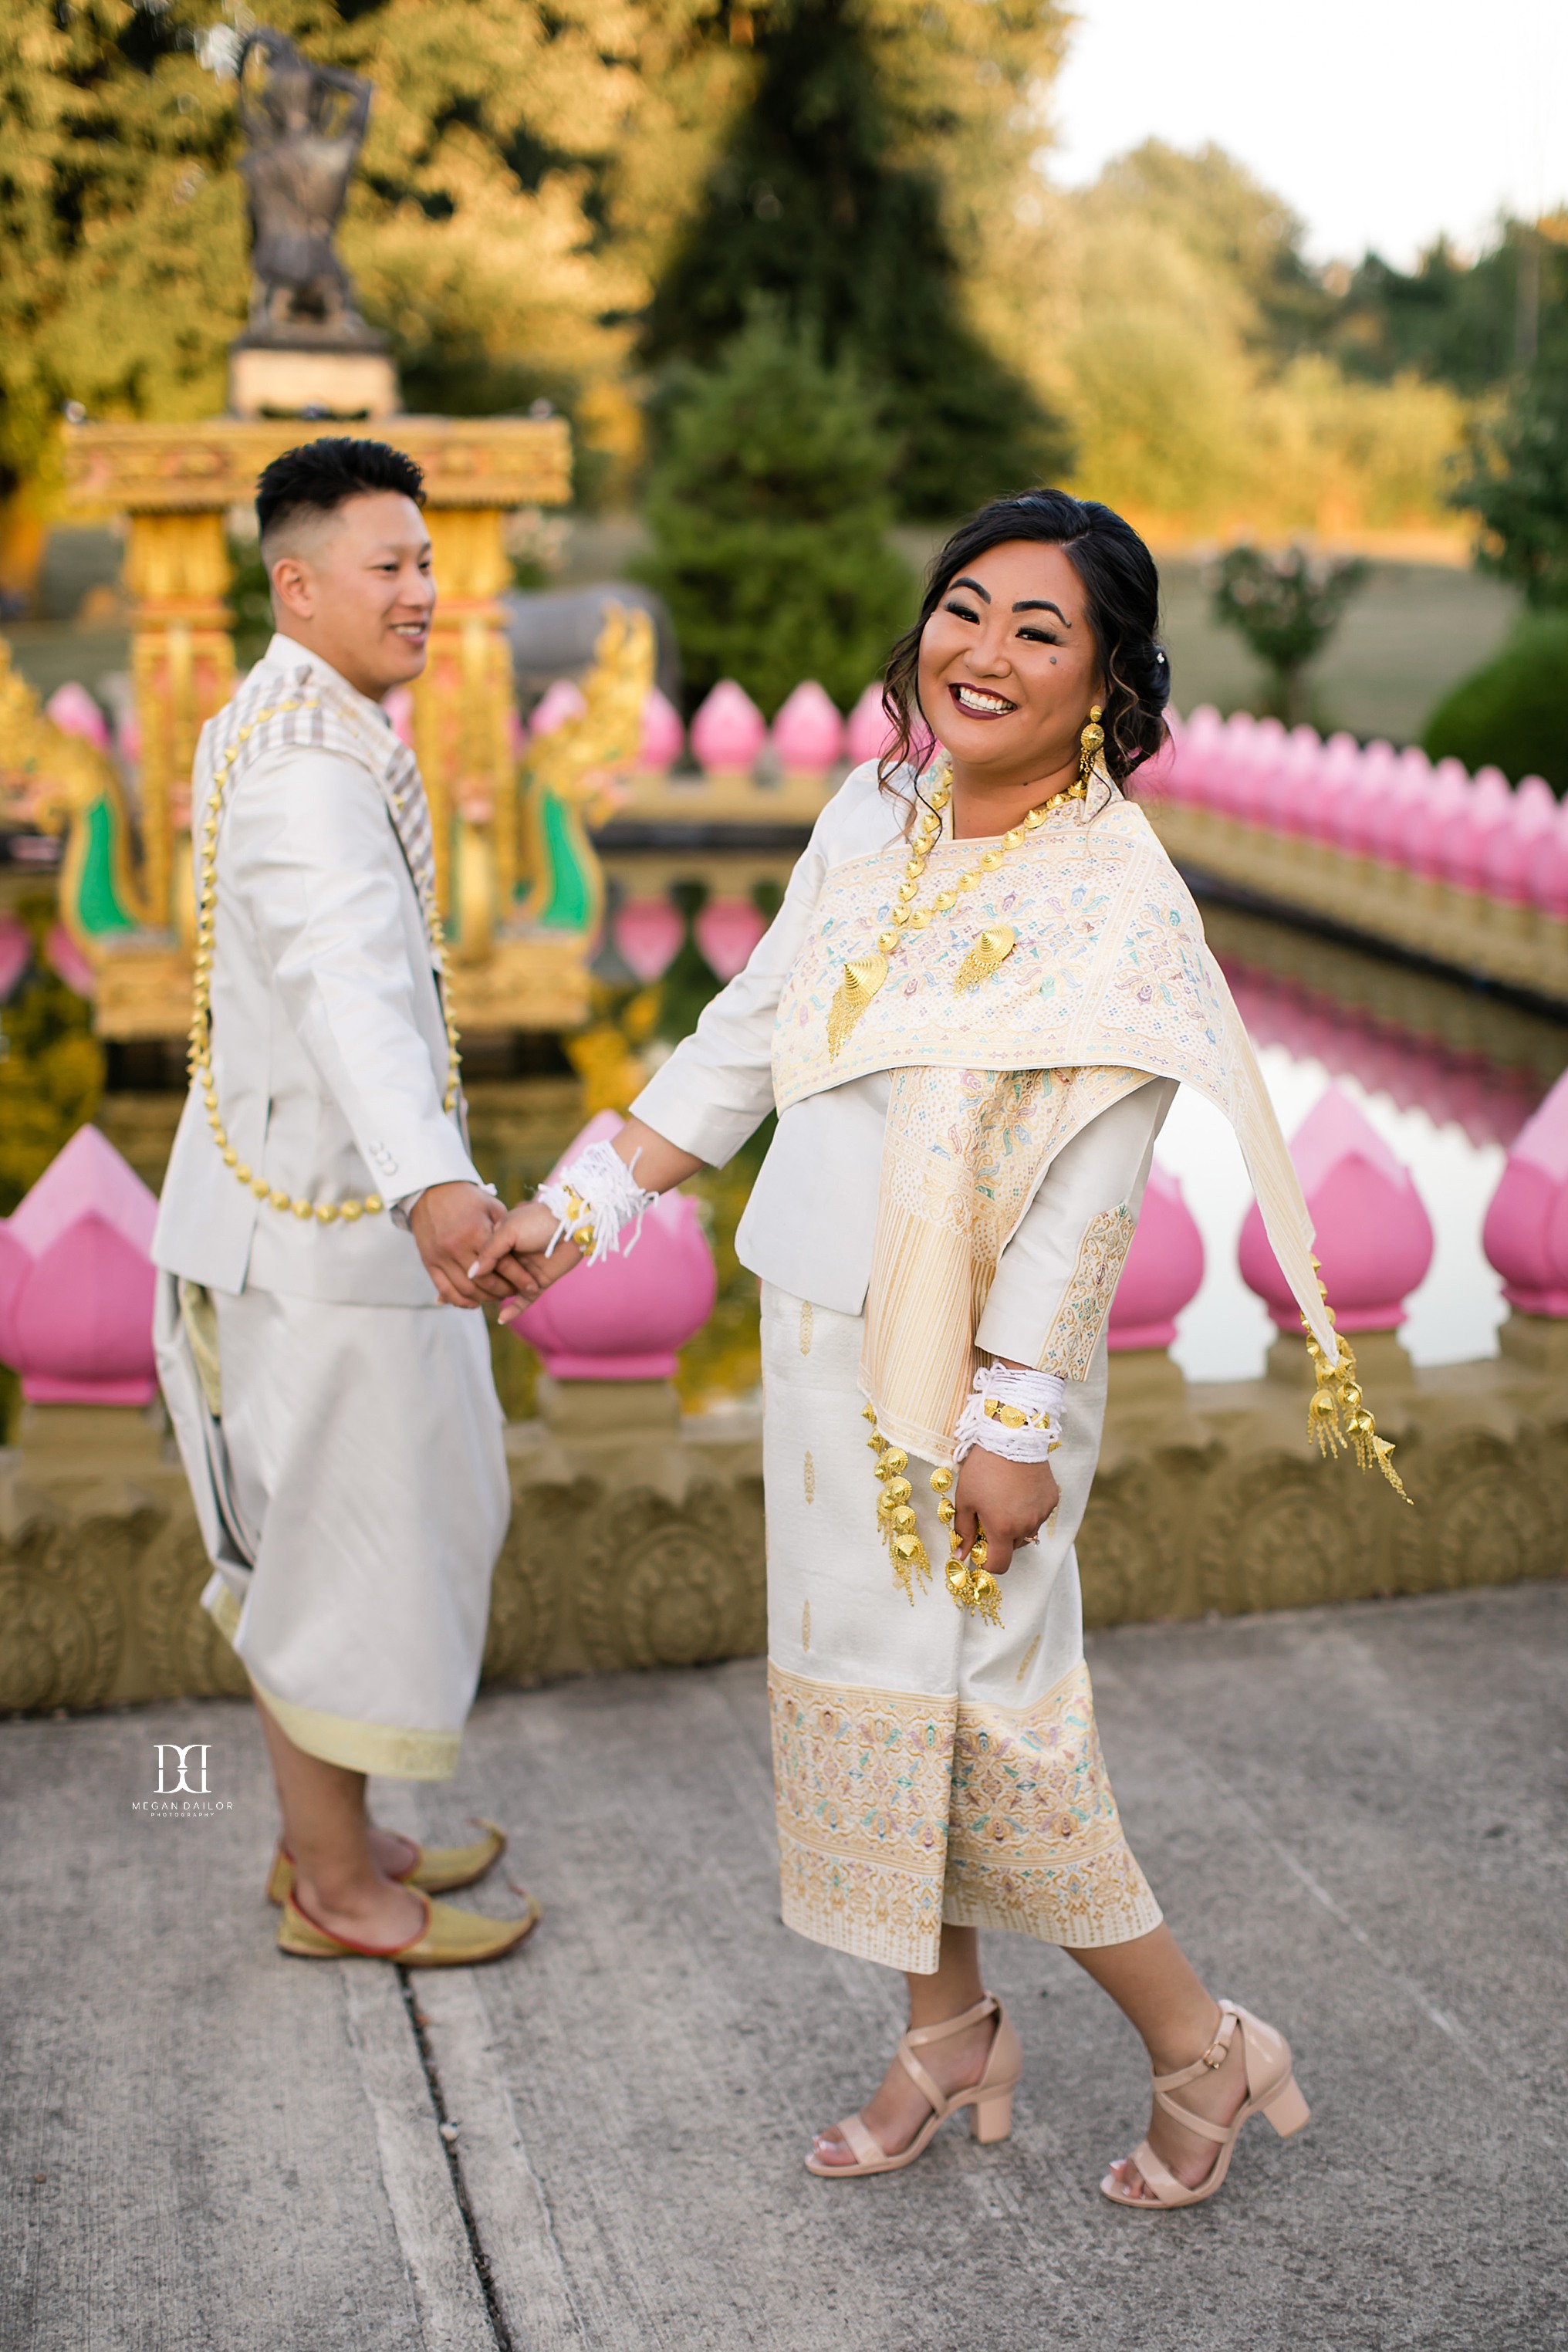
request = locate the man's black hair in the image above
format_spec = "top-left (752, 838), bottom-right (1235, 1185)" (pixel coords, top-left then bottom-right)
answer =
top-left (255, 436), bottom-right (425, 543)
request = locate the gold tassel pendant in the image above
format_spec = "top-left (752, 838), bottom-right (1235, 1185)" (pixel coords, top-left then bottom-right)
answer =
top-left (1302, 1273), bottom-right (1411, 1504)
top-left (827, 953), bottom-right (889, 1059)
top-left (952, 924), bottom-right (1015, 995)
top-left (930, 1465), bottom-right (1004, 1624)
top-left (863, 1404), bottom-right (931, 1601)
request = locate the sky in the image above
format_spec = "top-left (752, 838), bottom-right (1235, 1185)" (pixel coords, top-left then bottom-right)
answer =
top-left (1046, 0), bottom-right (1568, 269)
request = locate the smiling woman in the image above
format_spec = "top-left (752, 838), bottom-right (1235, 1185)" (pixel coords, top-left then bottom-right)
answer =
top-left (879, 488), bottom-right (1171, 819)
top-left (470, 485), bottom-right (1391, 2208)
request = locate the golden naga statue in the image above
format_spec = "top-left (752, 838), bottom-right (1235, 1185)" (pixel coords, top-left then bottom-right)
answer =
top-left (0, 600), bottom-right (653, 1040)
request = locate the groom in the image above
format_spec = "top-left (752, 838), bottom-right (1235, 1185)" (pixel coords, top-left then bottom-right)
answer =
top-left (154, 436), bottom-right (535, 1965)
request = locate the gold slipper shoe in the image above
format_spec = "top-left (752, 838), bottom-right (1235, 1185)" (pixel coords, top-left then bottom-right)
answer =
top-left (276, 1886), bottom-right (542, 1968)
top-left (265, 1818), bottom-right (507, 1905)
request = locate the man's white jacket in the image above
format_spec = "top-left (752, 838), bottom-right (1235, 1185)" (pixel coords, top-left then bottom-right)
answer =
top-left (152, 635), bottom-right (481, 1308)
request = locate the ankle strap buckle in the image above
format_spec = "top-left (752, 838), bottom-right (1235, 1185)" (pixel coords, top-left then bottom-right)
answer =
top-left (1198, 2033), bottom-right (1228, 2070)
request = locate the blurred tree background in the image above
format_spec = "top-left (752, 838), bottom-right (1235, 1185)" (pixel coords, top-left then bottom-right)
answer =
top-left (2, 1), bottom-right (1566, 761)
top-left (634, 308), bottom-right (914, 712)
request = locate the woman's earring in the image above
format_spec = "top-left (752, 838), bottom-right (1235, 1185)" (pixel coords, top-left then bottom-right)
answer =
top-left (1077, 704), bottom-right (1104, 789)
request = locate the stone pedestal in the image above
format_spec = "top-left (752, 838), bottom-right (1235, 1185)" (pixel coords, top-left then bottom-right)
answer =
top-left (227, 343), bottom-right (399, 422)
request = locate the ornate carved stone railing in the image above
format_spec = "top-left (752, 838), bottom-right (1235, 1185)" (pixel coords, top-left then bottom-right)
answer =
top-left (3, 1089), bottom-right (1567, 1717)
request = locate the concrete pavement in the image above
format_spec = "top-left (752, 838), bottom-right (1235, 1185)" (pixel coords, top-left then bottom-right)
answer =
top-left (3, 1580), bottom-right (1565, 2351)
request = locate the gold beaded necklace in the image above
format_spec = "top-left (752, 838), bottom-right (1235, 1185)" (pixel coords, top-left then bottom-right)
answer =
top-left (826, 709), bottom-right (1101, 1060)
top-left (189, 695), bottom-right (462, 1228)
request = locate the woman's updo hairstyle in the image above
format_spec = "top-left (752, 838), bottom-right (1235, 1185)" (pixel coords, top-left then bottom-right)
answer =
top-left (878, 488), bottom-right (1171, 797)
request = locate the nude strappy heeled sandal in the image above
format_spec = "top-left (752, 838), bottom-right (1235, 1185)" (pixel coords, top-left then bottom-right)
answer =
top-left (1100, 1999), bottom-right (1310, 2209)
top-left (806, 1992), bottom-right (1023, 2178)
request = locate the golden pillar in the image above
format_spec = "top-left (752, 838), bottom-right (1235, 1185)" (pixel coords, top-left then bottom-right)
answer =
top-left (123, 510), bottom-right (236, 944)
top-left (411, 506), bottom-right (519, 963)
top-left (61, 416), bottom-right (584, 1037)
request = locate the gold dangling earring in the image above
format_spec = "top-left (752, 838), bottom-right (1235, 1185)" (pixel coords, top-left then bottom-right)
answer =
top-left (1077, 704), bottom-right (1104, 790)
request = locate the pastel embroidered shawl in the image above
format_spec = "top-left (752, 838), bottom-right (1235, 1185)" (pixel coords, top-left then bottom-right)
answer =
top-left (772, 784), bottom-right (1333, 1462)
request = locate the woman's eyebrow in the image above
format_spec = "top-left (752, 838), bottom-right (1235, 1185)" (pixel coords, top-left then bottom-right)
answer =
top-left (947, 576), bottom-right (991, 602)
top-left (1013, 599), bottom-right (1070, 621)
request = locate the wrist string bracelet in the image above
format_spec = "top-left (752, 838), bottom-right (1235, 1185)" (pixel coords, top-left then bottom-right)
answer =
top-left (537, 1139), bottom-right (658, 1268)
top-left (860, 1367), bottom-right (1063, 1630)
top-left (953, 1365), bottom-right (1065, 1463)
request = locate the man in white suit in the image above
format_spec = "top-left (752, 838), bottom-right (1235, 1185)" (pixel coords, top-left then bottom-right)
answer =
top-left (154, 437), bottom-right (536, 1965)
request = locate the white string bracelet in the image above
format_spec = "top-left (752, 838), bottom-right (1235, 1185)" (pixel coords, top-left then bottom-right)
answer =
top-left (952, 1365), bottom-right (1066, 1464)
top-left (536, 1140), bottom-right (658, 1269)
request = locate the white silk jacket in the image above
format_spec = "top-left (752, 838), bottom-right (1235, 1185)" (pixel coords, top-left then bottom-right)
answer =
top-left (152, 637), bottom-right (481, 1307)
top-left (633, 762), bottom-right (1176, 1370)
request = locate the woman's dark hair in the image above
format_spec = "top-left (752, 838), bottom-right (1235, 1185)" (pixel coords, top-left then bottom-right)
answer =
top-left (878, 488), bottom-right (1171, 798)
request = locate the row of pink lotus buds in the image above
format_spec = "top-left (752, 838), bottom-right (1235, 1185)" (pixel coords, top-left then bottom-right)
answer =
top-left (1161, 706), bottom-right (1568, 917)
top-left (8, 1072), bottom-right (1568, 1403)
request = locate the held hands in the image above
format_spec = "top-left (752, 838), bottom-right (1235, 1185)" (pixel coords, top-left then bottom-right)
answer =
top-left (467, 1198), bottom-right (581, 1321)
top-left (409, 1182), bottom-right (509, 1309)
top-left (953, 1448), bottom-right (1061, 1578)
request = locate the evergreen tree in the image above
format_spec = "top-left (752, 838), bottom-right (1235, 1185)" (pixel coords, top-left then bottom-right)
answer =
top-left (634, 306), bottom-right (914, 713)
top-left (640, 0), bottom-right (1070, 518)
top-left (1456, 360), bottom-right (1568, 609)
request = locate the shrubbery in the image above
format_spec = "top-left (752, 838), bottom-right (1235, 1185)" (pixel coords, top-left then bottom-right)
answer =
top-left (1421, 613), bottom-right (1568, 794)
top-left (634, 311), bottom-right (914, 716)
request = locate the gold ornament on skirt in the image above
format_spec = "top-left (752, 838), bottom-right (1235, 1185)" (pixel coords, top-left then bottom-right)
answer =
top-left (860, 1404), bottom-right (1003, 1623)
top-left (825, 752), bottom-right (1087, 1058)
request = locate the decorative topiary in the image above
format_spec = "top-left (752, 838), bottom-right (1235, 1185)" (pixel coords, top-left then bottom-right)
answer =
top-left (634, 309), bottom-right (915, 717)
top-left (1422, 613), bottom-right (1568, 795)
top-left (1208, 542), bottom-right (1368, 724)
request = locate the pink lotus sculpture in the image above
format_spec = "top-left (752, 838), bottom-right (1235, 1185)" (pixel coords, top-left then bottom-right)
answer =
top-left (613, 897), bottom-right (684, 984)
top-left (690, 681), bottom-right (766, 782)
top-left (772, 681), bottom-right (845, 782)
top-left (1482, 776), bottom-right (1556, 904)
top-left (694, 897), bottom-right (767, 982)
top-left (1107, 1164), bottom-right (1205, 1351)
top-left (384, 684), bottom-right (416, 750)
top-left (0, 913), bottom-right (29, 1002)
top-left (0, 1124), bottom-right (158, 1404)
top-left (846, 683), bottom-right (897, 769)
top-left (1239, 1086), bottom-right (1434, 1333)
top-left (1482, 1068), bottom-right (1568, 1315)
top-left (45, 682), bottom-right (111, 749)
top-left (530, 679), bottom-right (588, 738)
top-left (1526, 798), bottom-right (1568, 921)
top-left (639, 687), bottom-right (685, 776)
top-left (507, 1112), bottom-right (718, 1379)
top-left (46, 924), bottom-right (96, 999)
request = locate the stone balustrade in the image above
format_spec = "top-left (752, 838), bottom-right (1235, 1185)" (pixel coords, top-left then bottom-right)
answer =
top-left (1150, 708), bottom-right (1568, 1003)
top-left (4, 1068), bottom-right (1568, 1718)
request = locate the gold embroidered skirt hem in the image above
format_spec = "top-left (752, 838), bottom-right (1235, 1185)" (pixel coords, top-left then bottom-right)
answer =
top-left (769, 1658), bottom-right (1161, 1975)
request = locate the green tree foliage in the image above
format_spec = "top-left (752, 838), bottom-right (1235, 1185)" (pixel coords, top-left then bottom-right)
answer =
top-left (0, 0), bottom-right (646, 512)
top-left (1209, 544), bottom-right (1368, 724)
top-left (1325, 221), bottom-right (1568, 394)
top-left (641, 0), bottom-right (1070, 517)
top-left (1048, 144), bottom-right (1464, 539)
top-left (1455, 363), bottom-right (1568, 609)
top-left (1422, 613), bottom-right (1568, 795)
top-left (634, 308), bottom-right (914, 713)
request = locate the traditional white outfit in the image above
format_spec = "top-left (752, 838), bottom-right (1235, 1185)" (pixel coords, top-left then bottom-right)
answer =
top-left (153, 635), bottom-right (509, 1780)
top-left (634, 755), bottom-right (1353, 1974)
